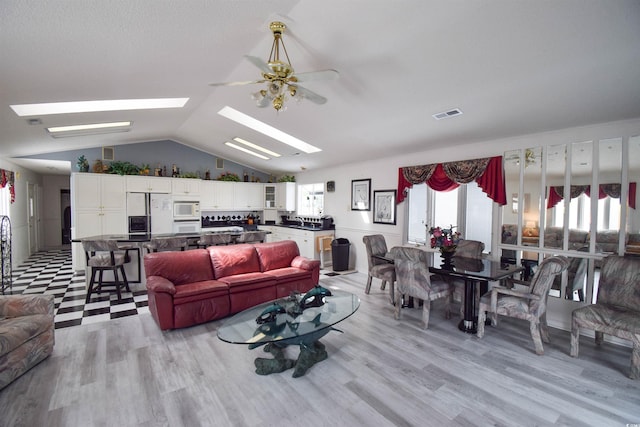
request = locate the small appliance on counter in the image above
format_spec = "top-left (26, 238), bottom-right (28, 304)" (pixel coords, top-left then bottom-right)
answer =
top-left (320, 215), bottom-right (334, 230)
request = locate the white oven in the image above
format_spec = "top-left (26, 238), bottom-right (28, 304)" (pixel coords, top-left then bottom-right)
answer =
top-left (172, 220), bottom-right (201, 234)
top-left (173, 201), bottom-right (200, 220)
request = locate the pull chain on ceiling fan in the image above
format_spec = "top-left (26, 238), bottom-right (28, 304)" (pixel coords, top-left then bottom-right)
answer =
top-left (210, 21), bottom-right (339, 112)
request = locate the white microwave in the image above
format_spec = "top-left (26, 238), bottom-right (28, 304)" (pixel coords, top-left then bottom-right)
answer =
top-left (173, 201), bottom-right (200, 220)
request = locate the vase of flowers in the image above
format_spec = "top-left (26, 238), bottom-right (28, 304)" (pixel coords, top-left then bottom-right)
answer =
top-left (428, 225), bottom-right (461, 263)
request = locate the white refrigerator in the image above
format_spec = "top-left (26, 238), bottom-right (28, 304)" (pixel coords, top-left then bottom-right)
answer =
top-left (126, 192), bottom-right (173, 234)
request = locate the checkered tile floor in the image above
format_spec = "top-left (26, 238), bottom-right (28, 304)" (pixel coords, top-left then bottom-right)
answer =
top-left (6, 248), bottom-right (149, 329)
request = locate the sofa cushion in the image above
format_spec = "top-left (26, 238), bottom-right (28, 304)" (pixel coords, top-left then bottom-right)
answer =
top-left (0, 315), bottom-right (52, 358)
top-left (173, 280), bottom-right (228, 300)
top-left (265, 266), bottom-right (311, 281)
top-left (144, 249), bottom-right (214, 286)
top-left (254, 240), bottom-right (300, 272)
top-left (218, 272), bottom-right (276, 293)
top-left (208, 244), bottom-right (261, 278)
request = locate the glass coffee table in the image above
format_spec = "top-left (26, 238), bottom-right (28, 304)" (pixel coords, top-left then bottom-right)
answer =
top-left (217, 287), bottom-right (360, 377)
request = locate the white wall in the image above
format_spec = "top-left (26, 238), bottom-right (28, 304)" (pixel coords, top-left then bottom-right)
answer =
top-left (0, 158), bottom-right (43, 268)
top-left (297, 118), bottom-right (640, 274)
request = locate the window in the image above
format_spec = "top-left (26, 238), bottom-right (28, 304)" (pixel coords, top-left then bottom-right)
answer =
top-left (407, 181), bottom-right (492, 251)
top-left (297, 183), bottom-right (324, 216)
top-left (0, 186), bottom-right (9, 217)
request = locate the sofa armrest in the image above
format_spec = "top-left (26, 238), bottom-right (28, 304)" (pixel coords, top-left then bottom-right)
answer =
top-left (291, 256), bottom-right (321, 271)
top-left (146, 276), bottom-right (177, 295)
top-left (0, 294), bottom-right (54, 317)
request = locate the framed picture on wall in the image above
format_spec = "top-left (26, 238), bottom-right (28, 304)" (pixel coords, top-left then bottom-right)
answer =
top-left (351, 178), bottom-right (371, 211)
top-left (373, 190), bottom-right (396, 224)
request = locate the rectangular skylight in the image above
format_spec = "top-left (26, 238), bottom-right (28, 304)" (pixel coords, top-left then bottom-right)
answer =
top-left (233, 137), bottom-right (281, 157)
top-left (218, 106), bottom-right (321, 154)
top-left (47, 121), bottom-right (132, 133)
top-left (11, 98), bottom-right (189, 116)
top-left (224, 142), bottom-right (270, 160)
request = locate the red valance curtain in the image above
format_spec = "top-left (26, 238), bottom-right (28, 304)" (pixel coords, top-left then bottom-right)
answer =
top-left (0, 169), bottom-right (15, 203)
top-left (546, 183), bottom-right (636, 209)
top-left (397, 156), bottom-right (506, 205)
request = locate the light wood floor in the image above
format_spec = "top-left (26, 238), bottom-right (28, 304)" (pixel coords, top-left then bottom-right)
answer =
top-left (1, 272), bottom-right (639, 427)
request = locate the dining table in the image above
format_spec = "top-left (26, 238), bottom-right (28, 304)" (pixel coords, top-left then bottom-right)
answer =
top-left (429, 255), bottom-right (523, 333)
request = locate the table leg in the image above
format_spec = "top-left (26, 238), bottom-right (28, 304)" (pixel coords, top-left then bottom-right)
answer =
top-left (458, 279), bottom-right (477, 334)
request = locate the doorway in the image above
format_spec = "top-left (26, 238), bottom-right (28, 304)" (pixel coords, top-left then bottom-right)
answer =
top-left (61, 189), bottom-right (71, 244)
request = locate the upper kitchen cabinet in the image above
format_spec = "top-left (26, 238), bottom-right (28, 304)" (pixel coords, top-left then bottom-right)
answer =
top-left (234, 182), bottom-right (263, 210)
top-left (276, 182), bottom-right (296, 211)
top-left (201, 181), bottom-right (234, 210)
top-left (171, 178), bottom-right (201, 198)
top-left (126, 175), bottom-right (172, 193)
top-left (72, 173), bottom-right (126, 212)
top-left (264, 184), bottom-right (276, 209)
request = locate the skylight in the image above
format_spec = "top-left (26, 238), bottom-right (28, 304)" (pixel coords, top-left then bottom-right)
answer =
top-left (218, 106), bottom-right (321, 154)
top-left (10, 98), bottom-right (189, 116)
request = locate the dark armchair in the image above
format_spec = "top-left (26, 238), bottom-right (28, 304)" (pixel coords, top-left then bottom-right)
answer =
top-left (570, 255), bottom-right (640, 379)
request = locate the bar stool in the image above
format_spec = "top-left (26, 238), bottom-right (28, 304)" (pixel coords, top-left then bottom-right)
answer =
top-left (317, 235), bottom-right (333, 269)
top-left (235, 231), bottom-right (267, 244)
top-left (82, 239), bottom-right (131, 303)
top-left (197, 233), bottom-right (232, 248)
top-left (143, 236), bottom-right (189, 253)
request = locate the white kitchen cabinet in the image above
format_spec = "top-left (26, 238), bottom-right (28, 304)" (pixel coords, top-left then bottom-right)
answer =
top-left (263, 225), bottom-right (334, 260)
top-left (201, 181), bottom-right (235, 210)
top-left (171, 178), bottom-right (201, 197)
top-left (264, 184), bottom-right (276, 209)
top-left (234, 182), bottom-right (263, 210)
top-left (125, 175), bottom-right (172, 193)
top-left (71, 173), bottom-right (127, 270)
top-left (276, 182), bottom-right (296, 211)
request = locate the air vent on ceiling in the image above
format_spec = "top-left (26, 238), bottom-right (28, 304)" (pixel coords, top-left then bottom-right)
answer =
top-left (432, 108), bottom-right (463, 120)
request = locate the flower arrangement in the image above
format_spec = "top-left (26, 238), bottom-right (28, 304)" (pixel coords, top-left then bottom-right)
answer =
top-left (428, 225), bottom-right (461, 253)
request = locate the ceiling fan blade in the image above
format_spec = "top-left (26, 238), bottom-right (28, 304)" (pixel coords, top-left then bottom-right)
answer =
top-left (290, 84), bottom-right (327, 105)
top-left (209, 79), bottom-right (265, 87)
top-left (245, 55), bottom-right (273, 74)
top-left (294, 69), bottom-right (339, 83)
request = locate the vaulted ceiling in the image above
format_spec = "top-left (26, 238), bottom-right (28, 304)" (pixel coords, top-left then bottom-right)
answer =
top-left (2, 1), bottom-right (639, 176)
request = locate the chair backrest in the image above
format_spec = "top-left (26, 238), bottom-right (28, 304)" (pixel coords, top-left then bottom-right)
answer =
top-left (82, 239), bottom-right (120, 254)
top-left (235, 231), bottom-right (266, 243)
top-left (391, 246), bottom-right (431, 296)
top-left (597, 255), bottom-right (640, 310)
top-left (453, 239), bottom-right (484, 259)
top-left (362, 234), bottom-right (389, 269)
top-left (198, 233), bottom-right (232, 246)
top-left (145, 236), bottom-right (188, 252)
top-left (527, 255), bottom-right (569, 314)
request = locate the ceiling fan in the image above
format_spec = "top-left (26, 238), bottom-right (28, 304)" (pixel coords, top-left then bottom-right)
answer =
top-left (209, 21), bottom-right (339, 111)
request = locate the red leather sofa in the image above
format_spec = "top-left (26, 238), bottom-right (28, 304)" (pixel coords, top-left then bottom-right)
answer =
top-left (143, 240), bottom-right (321, 330)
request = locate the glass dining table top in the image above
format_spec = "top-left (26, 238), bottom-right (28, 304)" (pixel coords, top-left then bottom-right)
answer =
top-left (429, 254), bottom-right (523, 281)
top-left (217, 289), bottom-right (360, 346)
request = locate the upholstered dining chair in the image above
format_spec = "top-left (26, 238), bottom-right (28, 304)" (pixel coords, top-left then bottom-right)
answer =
top-left (570, 255), bottom-right (640, 379)
top-left (82, 239), bottom-right (131, 302)
top-left (235, 231), bottom-right (267, 244)
top-left (448, 239), bottom-right (485, 315)
top-left (392, 246), bottom-right (453, 329)
top-left (477, 255), bottom-right (569, 355)
top-left (197, 233), bottom-right (232, 248)
top-left (362, 234), bottom-right (396, 301)
top-left (143, 236), bottom-right (189, 253)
